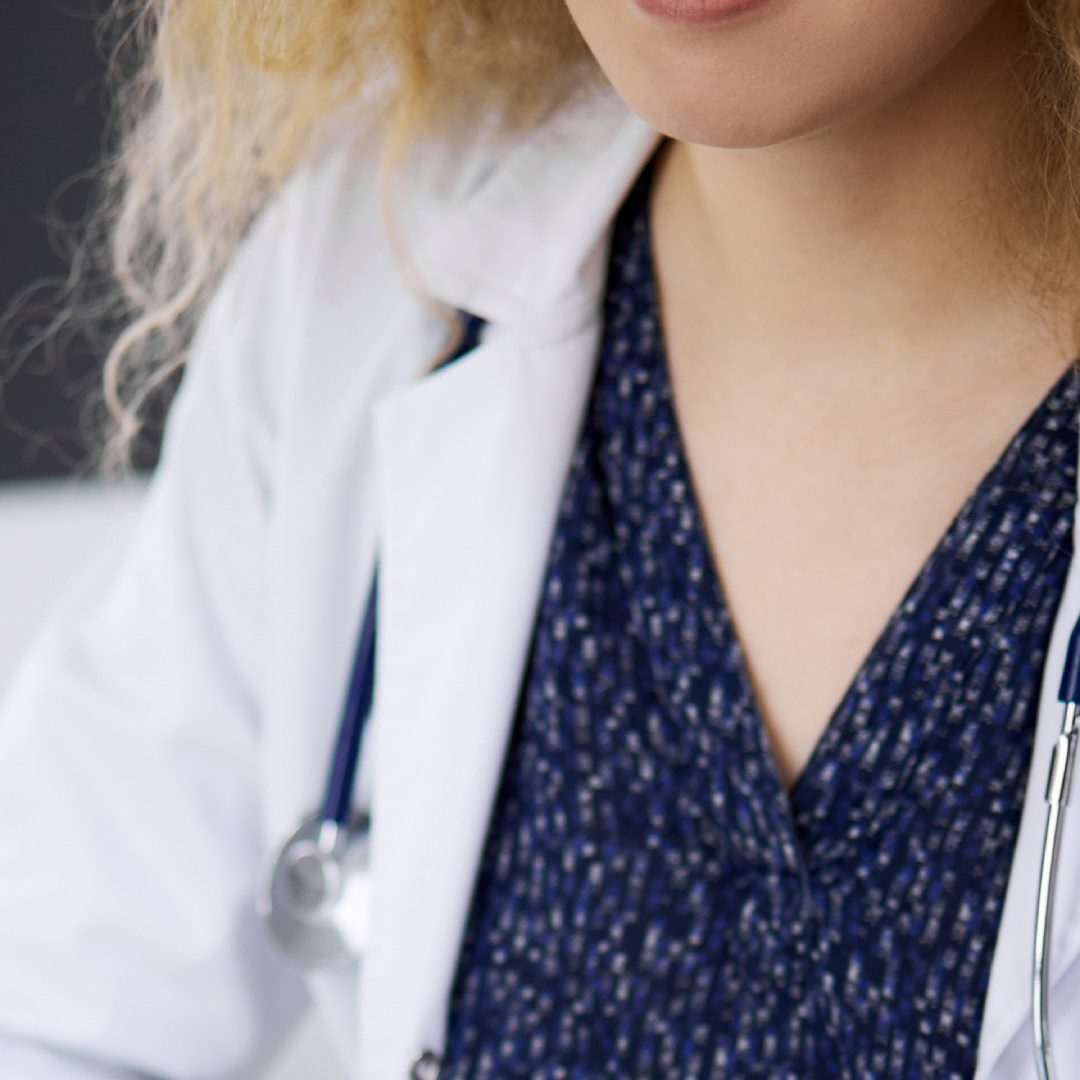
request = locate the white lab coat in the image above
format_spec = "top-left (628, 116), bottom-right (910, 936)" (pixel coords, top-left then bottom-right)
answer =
top-left (1, 81), bottom-right (1079, 1080)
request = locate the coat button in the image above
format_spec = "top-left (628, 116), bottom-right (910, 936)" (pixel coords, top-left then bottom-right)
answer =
top-left (409, 1049), bottom-right (443, 1080)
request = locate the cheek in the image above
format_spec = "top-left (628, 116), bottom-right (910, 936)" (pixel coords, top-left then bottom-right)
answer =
top-left (563, 0), bottom-right (1004, 147)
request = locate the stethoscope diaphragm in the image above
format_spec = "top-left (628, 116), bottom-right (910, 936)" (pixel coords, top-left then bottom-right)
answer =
top-left (258, 810), bottom-right (373, 970)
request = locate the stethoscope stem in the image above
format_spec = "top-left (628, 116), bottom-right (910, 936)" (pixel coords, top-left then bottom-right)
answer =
top-left (1033, 799), bottom-right (1063, 1080)
top-left (1033, 698), bottom-right (1079, 1080)
top-left (317, 818), bottom-right (343, 856)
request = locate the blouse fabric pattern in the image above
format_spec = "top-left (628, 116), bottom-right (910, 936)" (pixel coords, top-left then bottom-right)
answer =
top-left (435, 153), bottom-right (1080, 1079)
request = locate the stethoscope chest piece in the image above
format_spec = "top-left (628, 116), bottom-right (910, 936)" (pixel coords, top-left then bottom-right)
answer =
top-left (258, 810), bottom-right (373, 970)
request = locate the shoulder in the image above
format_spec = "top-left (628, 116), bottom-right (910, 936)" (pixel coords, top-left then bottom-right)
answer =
top-left (218, 80), bottom-right (655, 344)
top-left (203, 113), bottom-right (399, 369)
top-left (190, 84), bottom-right (658, 448)
top-left (183, 112), bottom-right (421, 467)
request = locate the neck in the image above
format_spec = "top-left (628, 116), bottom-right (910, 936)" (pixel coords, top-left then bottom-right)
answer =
top-left (649, 0), bottom-right (1074, 381)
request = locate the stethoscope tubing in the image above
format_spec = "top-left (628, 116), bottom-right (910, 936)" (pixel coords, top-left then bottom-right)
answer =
top-left (320, 566), bottom-right (379, 831)
top-left (1033, 692), bottom-right (1080, 1080)
top-left (1034, 792), bottom-right (1064, 1080)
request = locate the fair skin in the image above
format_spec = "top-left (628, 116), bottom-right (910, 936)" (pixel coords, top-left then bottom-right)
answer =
top-left (563, 0), bottom-right (1076, 790)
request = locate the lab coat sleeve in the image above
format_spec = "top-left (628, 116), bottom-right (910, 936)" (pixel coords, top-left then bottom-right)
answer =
top-left (0, 179), bottom-right (312, 1077)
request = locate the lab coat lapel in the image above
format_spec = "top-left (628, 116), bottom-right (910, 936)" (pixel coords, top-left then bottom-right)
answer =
top-left (357, 317), bottom-right (603, 1077)
top-left (975, 499), bottom-right (1080, 1078)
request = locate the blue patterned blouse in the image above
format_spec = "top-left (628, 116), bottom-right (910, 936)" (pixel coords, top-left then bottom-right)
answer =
top-left (436, 152), bottom-right (1080, 1079)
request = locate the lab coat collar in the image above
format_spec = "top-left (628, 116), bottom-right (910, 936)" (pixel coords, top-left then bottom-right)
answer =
top-left (394, 83), bottom-right (663, 331)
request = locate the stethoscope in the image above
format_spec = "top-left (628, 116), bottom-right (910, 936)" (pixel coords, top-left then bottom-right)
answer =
top-left (256, 311), bottom-right (485, 968)
top-left (255, 309), bottom-right (1080, 1078)
top-left (1033, 613), bottom-right (1080, 1080)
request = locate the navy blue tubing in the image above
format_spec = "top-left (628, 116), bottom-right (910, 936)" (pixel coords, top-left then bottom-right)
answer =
top-left (1059, 613), bottom-right (1080, 704)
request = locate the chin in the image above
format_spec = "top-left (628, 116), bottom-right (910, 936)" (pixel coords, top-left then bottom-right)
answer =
top-left (611, 68), bottom-right (862, 151)
top-left (564, 0), bottom-right (1009, 151)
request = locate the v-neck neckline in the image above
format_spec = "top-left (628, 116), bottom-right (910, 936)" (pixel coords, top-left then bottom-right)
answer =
top-left (609, 150), bottom-right (1080, 866)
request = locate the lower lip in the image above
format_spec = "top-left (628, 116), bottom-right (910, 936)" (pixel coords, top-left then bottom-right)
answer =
top-left (633, 0), bottom-right (775, 24)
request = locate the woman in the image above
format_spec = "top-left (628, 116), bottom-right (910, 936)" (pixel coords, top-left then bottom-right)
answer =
top-left (1, 0), bottom-right (1080, 1076)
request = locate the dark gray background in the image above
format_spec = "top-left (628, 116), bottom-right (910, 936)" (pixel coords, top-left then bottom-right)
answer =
top-left (2, 0), bottom-right (162, 480)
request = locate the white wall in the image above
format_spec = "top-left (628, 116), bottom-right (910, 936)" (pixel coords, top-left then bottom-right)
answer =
top-left (0, 477), bottom-right (341, 1079)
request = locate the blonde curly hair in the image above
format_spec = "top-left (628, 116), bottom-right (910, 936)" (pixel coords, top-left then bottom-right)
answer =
top-left (91, 0), bottom-right (595, 473)
top-left (84, 0), bottom-right (1080, 472)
